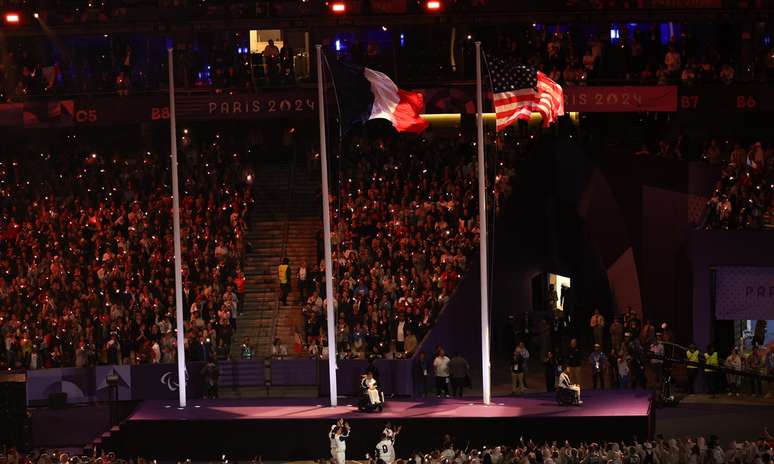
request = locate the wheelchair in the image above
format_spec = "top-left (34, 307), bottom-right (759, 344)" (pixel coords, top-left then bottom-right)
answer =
top-left (556, 387), bottom-right (582, 406)
top-left (357, 383), bottom-right (385, 413)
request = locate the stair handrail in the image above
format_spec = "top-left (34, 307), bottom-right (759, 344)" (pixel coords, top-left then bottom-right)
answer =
top-left (267, 149), bottom-right (297, 359)
top-left (650, 341), bottom-right (774, 381)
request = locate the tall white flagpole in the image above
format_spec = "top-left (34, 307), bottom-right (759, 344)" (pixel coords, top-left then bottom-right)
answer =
top-left (316, 44), bottom-right (338, 406)
top-left (475, 42), bottom-right (491, 405)
top-left (167, 44), bottom-right (187, 408)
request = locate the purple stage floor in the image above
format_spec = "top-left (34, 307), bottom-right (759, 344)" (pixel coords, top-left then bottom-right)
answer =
top-left (130, 390), bottom-right (652, 421)
top-left (112, 391), bottom-right (653, 460)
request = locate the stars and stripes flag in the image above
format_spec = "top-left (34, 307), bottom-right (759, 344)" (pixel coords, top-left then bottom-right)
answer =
top-left (488, 57), bottom-right (564, 131)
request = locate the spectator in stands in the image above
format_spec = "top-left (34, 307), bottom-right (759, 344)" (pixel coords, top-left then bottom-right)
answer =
top-left (0, 131), bottom-right (250, 371)
top-left (404, 329), bottom-right (418, 357)
top-left (272, 338), bottom-right (288, 360)
top-left (263, 39), bottom-right (280, 80)
top-left (299, 134), bottom-right (515, 360)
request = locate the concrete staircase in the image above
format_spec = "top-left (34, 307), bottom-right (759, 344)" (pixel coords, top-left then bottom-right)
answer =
top-left (272, 177), bottom-right (320, 356)
top-left (231, 161), bottom-right (320, 361)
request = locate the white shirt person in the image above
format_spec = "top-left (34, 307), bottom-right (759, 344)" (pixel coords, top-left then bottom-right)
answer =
top-left (329, 420), bottom-right (350, 464)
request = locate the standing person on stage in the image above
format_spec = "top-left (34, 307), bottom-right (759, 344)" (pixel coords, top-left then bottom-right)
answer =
top-left (589, 344), bottom-right (606, 389)
top-left (590, 309), bottom-right (605, 349)
top-left (329, 419), bottom-right (350, 464)
top-left (543, 350), bottom-right (558, 392)
top-left (448, 352), bottom-right (470, 397)
top-left (433, 346), bottom-right (451, 397)
top-left (375, 425), bottom-right (401, 464)
top-left (413, 351), bottom-right (431, 397)
top-left (566, 338), bottom-right (582, 386)
top-left (511, 345), bottom-right (527, 395)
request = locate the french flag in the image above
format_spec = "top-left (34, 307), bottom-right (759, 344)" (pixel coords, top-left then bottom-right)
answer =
top-left (327, 59), bottom-right (429, 134)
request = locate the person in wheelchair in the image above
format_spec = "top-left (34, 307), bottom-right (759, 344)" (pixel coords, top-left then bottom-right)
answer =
top-left (557, 366), bottom-right (583, 405)
top-left (358, 371), bottom-right (385, 412)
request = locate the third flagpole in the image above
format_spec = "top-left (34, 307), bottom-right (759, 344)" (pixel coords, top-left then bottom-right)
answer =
top-left (316, 44), bottom-right (338, 406)
top-left (167, 43), bottom-right (187, 408)
top-left (475, 41), bottom-right (492, 406)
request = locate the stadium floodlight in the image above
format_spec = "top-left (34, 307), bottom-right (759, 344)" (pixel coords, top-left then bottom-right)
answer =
top-left (4, 12), bottom-right (21, 24)
top-left (330, 1), bottom-right (346, 13)
top-left (425, 0), bottom-right (442, 11)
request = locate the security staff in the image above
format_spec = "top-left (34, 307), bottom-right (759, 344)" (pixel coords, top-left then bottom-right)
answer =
top-left (685, 343), bottom-right (700, 394)
top-left (704, 345), bottom-right (719, 397)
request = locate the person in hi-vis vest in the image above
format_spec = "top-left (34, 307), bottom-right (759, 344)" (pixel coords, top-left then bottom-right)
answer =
top-left (278, 257), bottom-right (291, 305)
top-left (685, 343), bottom-right (699, 394)
top-left (704, 345), bottom-right (719, 397)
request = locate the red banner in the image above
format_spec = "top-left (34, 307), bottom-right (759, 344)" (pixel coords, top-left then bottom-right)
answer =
top-left (370, 0), bottom-right (408, 13)
top-left (564, 86), bottom-right (677, 112)
top-left (650, 0), bottom-right (722, 7)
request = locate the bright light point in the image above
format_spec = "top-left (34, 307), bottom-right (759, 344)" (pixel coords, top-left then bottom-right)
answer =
top-left (331, 2), bottom-right (346, 12)
top-left (381, 25), bottom-right (388, 31)
top-left (183, 128), bottom-right (188, 134)
top-left (5, 13), bottom-right (20, 23)
top-left (426, 0), bottom-right (442, 10)
top-left (33, 12), bottom-right (39, 18)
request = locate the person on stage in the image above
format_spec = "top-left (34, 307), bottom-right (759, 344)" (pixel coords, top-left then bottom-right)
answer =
top-left (329, 419), bottom-right (350, 464)
top-left (361, 371), bottom-right (382, 406)
top-left (433, 346), bottom-right (451, 397)
top-left (559, 366), bottom-right (583, 405)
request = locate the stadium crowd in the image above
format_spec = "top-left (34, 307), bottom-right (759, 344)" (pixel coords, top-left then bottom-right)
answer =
top-left (2, 20), bottom-right (771, 101)
top-left (0, 132), bottom-right (252, 370)
top-left (700, 140), bottom-right (774, 230)
top-left (300, 135), bottom-right (515, 360)
top-left (4, 430), bottom-right (774, 464)
top-left (395, 432), bottom-right (774, 464)
top-left (493, 26), bottom-right (759, 87)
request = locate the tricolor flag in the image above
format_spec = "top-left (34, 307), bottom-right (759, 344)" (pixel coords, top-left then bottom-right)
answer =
top-left (488, 57), bottom-right (564, 131)
top-left (326, 58), bottom-right (429, 134)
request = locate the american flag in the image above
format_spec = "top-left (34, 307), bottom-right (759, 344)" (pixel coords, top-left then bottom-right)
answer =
top-left (488, 57), bottom-right (564, 131)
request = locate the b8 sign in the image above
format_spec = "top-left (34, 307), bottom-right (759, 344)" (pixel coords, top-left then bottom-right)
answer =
top-left (151, 107), bottom-right (171, 120)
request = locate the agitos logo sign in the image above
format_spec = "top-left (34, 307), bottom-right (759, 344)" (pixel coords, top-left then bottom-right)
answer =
top-left (160, 369), bottom-right (189, 392)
